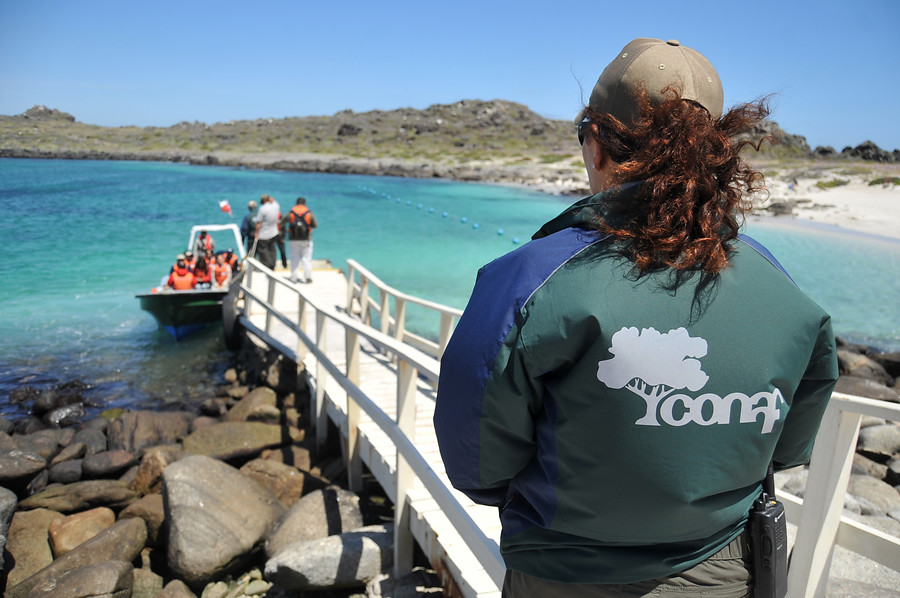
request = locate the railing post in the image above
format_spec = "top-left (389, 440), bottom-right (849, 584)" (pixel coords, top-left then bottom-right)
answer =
top-left (380, 290), bottom-right (391, 336)
top-left (394, 297), bottom-right (406, 344)
top-left (265, 274), bottom-right (276, 334)
top-left (438, 313), bottom-right (454, 359)
top-left (296, 294), bottom-right (307, 361)
top-left (314, 310), bottom-right (328, 450)
top-left (360, 278), bottom-right (371, 326)
top-left (394, 359), bottom-right (417, 577)
top-left (345, 327), bottom-right (362, 493)
top-left (346, 262), bottom-right (356, 316)
top-left (787, 403), bottom-right (863, 598)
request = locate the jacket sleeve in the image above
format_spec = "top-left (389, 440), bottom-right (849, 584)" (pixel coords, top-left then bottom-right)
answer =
top-left (434, 228), bottom-right (602, 507)
top-left (773, 314), bottom-right (839, 469)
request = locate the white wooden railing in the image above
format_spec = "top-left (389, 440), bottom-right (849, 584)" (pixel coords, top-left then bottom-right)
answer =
top-left (346, 259), bottom-right (463, 360)
top-left (237, 257), bottom-right (504, 588)
top-left (238, 257), bottom-right (899, 597)
top-left (784, 392), bottom-right (900, 598)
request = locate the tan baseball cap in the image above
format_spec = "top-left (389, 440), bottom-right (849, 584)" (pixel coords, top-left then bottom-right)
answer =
top-left (577, 38), bottom-right (723, 127)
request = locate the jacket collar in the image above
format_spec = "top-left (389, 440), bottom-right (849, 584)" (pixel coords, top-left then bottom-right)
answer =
top-left (532, 182), bottom-right (642, 240)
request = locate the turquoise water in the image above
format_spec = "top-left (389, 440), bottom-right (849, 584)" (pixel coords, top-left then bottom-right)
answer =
top-left (1, 158), bottom-right (898, 419)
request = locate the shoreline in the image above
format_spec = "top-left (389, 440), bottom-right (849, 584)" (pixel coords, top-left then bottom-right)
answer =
top-left (4, 148), bottom-right (900, 242)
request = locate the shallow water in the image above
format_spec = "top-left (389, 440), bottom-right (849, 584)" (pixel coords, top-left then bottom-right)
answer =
top-left (1, 158), bottom-right (897, 420)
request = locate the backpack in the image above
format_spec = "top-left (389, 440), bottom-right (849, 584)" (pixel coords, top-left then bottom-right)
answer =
top-left (288, 206), bottom-right (311, 240)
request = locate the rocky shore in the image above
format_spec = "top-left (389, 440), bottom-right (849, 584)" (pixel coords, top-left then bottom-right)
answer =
top-left (0, 339), bottom-right (444, 598)
top-left (2, 328), bottom-right (900, 596)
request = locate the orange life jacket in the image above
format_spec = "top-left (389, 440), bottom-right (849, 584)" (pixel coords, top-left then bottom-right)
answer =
top-left (213, 264), bottom-right (230, 285)
top-left (169, 267), bottom-right (196, 290)
top-left (194, 266), bottom-right (212, 284)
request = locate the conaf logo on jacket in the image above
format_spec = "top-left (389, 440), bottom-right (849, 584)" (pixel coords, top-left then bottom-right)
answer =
top-left (596, 327), bottom-right (784, 433)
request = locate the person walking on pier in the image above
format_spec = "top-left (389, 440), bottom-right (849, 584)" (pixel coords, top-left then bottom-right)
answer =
top-left (434, 38), bottom-right (838, 598)
top-left (240, 200), bottom-right (258, 254)
top-left (283, 196), bottom-right (318, 284)
top-left (254, 194), bottom-right (281, 271)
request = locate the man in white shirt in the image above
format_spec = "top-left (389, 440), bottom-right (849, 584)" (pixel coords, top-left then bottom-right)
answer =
top-left (254, 194), bottom-right (281, 270)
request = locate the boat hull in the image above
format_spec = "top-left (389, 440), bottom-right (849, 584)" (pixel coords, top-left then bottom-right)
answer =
top-left (137, 289), bottom-right (227, 340)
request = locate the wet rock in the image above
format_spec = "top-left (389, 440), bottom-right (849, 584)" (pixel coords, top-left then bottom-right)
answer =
top-left (107, 410), bottom-right (194, 455)
top-left (43, 402), bottom-right (87, 428)
top-left (13, 431), bottom-right (59, 460)
top-left (48, 459), bottom-right (83, 484)
top-left (5, 517), bottom-right (146, 598)
top-left (0, 486), bottom-right (17, 569)
top-left (181, 421), bottom-right (304, 461)
top-left (856, 424), bottom-right (900, 462)
top-left (18, 479), bottom-right (137, 513)
top-left (265, 523), bottom-right (393, 590)
top-left (48, 506), bottom-right (116, 558)
top-left (82, 449), bottom-right (138, 479)
top-left (119, 493), bottom-right (165, 547)
top-left (162, 455), bottom-right (286, 587)
top-left (266, 487), bottom-right (364, 557)
top-left (4, 508), bottom-right (65, 588)
top-left (225, 387), bottom-right (279, 423)
top-left (27, 559), bottom-right (134, 598)
top-left (0, 416), bottom-right (12, 434)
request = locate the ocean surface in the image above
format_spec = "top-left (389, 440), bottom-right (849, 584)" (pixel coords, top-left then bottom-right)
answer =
top-left (2, 158), bottom-right (899, 420)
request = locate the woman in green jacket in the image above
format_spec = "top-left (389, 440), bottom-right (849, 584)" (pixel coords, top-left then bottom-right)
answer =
top-left (434, 38), bottom-right (838, 597)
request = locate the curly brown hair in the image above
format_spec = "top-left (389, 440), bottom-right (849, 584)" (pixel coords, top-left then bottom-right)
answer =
top-left (581, 88), bottom-right (772, 274)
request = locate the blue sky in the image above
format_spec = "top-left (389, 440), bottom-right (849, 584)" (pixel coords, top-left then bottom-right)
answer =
top-left (2, 0), bottom-right (898, 151)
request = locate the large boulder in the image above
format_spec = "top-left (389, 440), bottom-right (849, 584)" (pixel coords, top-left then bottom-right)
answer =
top-left (181, 421), bottom-right (304, 461)
top-left (162, 455), bottom-right (286, 587)
top-left (0, 486), bottom-right (16, 569)
top-left (266, 487), bottom-right (363, 557)
top-left (107, 411), bottom-right (194, 455)
top-left (225, 386), bottom-right (280, 423)
top-left (4, 508), bottom-right (64, 587)
top-left (834, 376), bottom-right (899, 403)
top-left (48, 506), bottom-right (116, 558)
top-left (265, 524), bottom-right (393, 590)
top-left (837, 350), bottom-right (894, 386)
top-left (856, 423), bottom-right (900, 462)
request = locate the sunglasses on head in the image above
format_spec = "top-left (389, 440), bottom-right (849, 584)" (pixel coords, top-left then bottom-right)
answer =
top-left (577, 120), bottom-right (591, 146)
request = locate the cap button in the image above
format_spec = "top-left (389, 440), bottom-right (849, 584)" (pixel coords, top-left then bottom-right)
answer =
top-left (667, 39), bottom-right (681, 46)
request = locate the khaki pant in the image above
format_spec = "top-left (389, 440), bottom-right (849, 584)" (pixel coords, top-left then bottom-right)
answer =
top-left (502, 533), bottom-right (751, 598)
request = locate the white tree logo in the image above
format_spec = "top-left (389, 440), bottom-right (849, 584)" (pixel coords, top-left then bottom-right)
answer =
top-left (596, 327), bottom-right (783, 433)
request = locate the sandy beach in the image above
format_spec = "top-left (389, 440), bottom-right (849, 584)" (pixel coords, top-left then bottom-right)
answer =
top-left (751, 162), bottom-right (900, 242)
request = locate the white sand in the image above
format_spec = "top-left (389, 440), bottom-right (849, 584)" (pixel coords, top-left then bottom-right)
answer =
top-left (755, 164), bottom-right (900, 242)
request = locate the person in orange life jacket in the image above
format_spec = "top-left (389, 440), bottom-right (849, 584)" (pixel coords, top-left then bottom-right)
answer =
top-left (225, 248), bottom-right (239, 272)
top-left (167, 254), bottom-right (196, 290)
top-left (283, 197), bottom-right (318, 283)
top-left (193, 256), bottom-right (212, 289)
top-left (212, 252), bottom-right (232, 288)
top-left (194, 230), bottom-right (215, 258)
top-left (183, 250), bottom-right (196, 269)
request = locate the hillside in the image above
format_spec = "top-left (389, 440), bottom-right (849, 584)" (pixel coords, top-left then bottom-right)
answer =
top-left (1, 102), bottom-right (897, 196)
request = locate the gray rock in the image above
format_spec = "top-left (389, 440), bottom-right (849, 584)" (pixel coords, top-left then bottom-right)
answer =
top-left (847, 474), bottom-right (900, 514)
top-left (26, 560), bottom-right (134, 598)
top-left (81, 449), bottom-right (138, 479)
top-left (834, 376), bottom-right (900, 403)
top-left (857, 424), bottom-right (900, 462)
top-left (71, 427), bottom-right (107, 455)
top-left (181, 421), bottom-right (304, 461)
top-left (48, 459), bottom-right (84, 484)
top-left (886, 459), bottom-right (900, 486)
top-left (265, 523), bottom-right (393, 590)
top-left (240, 458), bottom-right (324, 508)
top-left (107, 410), bottom-right (194, 455)
top-left (838, 351), bottom-right (894, 386)
top-left (156, 579), bottom-right (198, 598)
top-left (162, 455), bottom-right (286, 587)
top-left (266, 487), bottom-right (364, 557)
top-left (50, 442), bottom-right (88, 466)
top-left (119, 494), bottom-right (165, 548)
top-left (0, 485), bottom-right (17, 569)
top-left (5, 517), bottom-right (146, 598)
top-left (0, 449), bottom-right (47, 486)
top-left (18, 479), bottom-right (137, 513)
top-left (852, 452), bottom-right (888, 479)
top-left (224, 386), bottom-right (279, 423)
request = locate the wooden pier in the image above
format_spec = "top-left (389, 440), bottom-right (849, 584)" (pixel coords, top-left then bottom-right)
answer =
top-left (233, 256), bottom-right (900, 598)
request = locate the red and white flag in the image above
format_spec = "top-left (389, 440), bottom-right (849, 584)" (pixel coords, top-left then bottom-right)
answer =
top-left (219, 199), bottom-right (233, 217)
